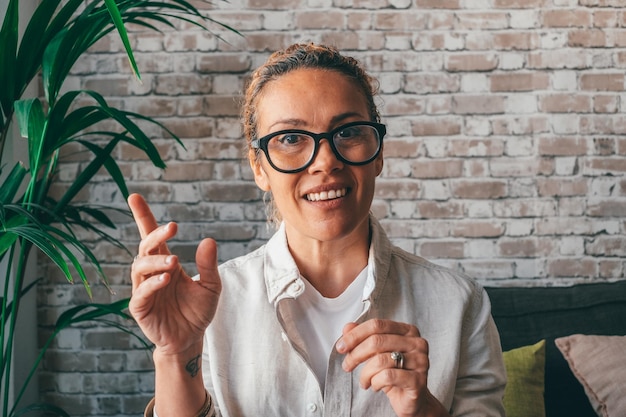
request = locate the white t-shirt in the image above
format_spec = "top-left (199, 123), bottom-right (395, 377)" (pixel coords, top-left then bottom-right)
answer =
top-left (292, 267), bottom-right (369, 391)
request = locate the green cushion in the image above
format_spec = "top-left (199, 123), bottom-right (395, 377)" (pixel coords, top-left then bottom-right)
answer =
top-left (503, 339), bottom-right (546, 417)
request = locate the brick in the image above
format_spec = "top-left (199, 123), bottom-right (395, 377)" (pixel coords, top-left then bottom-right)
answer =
top-left (490, 157), bottom-right (544, 177)
top-left (295, 11), bottom-right (344, 29)
top-left (593, 95), bottom-right (618, 113)
top-left (248, 0), bottom-right (304, 8)
top-left (538, 137), bottom-right (589, 156)
top-left (542, 9), bottom-right (591, 28)
top-left (404, 73), bottom-right (460, 94)
top-left (598, 260), bottom-right (623, 279)
top-left (460, 260), bottom-right (515, 279)
top-left (446, 53), bottom-right (499, 72)
top-left (569, 29), bottom-right (607, 48)
top-left (490, 72), bottom-right (549, 92)
top-left (537, 178), bottom-right (589, 196)
top-left (494, 0), bottom-right (546, 7)
top-left (383, 96), bottom-right (426, 115)
top-left (416, 201), bottom-right (463, 218)
top-left (452, 222), bottom-right (504, 238)
top-left (539, 94), bottom-right (592, 113)
top-left (493, 32), bottom-right (540, 50)
top-left (419, 240), bottom-right (465, 258)
top-left (585, 236), bottom-right (626, 257)
top-left (493, 199), bottom-right (557, 217)
top-left (410, 118), bottom-right (462, 136)
top-left (453, 95), bottom-right (505, 114)
top-left (375, 12), bottom-right (428, 30)
top-left (594, 138), bottom-right (616, 155)
top-left (580, 73), bottom-right (625, 91)
top-left (449, 139), bottom-right (504, 157)
top-left (414, 0), bottom-right (460, 8)
top-left (197, 54), bottom-right (252, 74)
top-left (383, 138), bottom-right (422, 158)
top-left (593, 10), bottom-right (619, 27)
top-left (451, 179), bottom-right (507, 199)
top-left (583, 157), bottom-right (626, 175)
top-left (492, 116), bottom-right (549, 135)
top-left (528, 50), bottom-right (588, 69)
top-left (499, 237), bottom-right (555, 257)
top-left (374, 179), bottom-right (422, 199)
top-left (587, 199), bottom-right (626, 217)
top-left (547, 259), bottom-right (597, 277)
top-left (411, 159), bottom-right (463, 178)
top-left (456, 12), bottom-right (509, 30)
top-left (412, 33), bottom-right (446, 51)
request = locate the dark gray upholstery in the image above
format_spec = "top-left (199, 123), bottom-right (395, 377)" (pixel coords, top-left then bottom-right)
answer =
top-left (485, 280), bottom-right (626, 417)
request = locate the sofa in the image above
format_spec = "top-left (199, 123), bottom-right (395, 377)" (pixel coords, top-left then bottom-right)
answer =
top-left (485, 279), bottom-right (626, 417)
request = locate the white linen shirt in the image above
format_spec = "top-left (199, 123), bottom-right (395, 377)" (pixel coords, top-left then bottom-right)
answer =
top-left (202, 215), bottom-right (506, 417)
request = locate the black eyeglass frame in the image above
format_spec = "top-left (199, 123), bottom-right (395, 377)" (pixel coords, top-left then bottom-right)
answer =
top-left (250, 121), bottom-right (387, 174)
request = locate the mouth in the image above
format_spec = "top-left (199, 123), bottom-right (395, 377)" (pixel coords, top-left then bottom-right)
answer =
top-left (305, 187), bottom-right (347, 202)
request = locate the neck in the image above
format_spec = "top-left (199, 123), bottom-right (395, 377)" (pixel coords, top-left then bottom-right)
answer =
top-left (286, 223), bottom-right (371, 298)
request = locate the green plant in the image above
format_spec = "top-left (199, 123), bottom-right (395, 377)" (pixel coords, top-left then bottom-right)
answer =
top-left (0, 0), bottom-right (238, 415)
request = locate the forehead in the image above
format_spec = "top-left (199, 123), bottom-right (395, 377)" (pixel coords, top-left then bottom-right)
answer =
top-left (255, 68), bottom-right (370, 131)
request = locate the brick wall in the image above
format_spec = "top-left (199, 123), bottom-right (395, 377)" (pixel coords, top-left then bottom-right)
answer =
top-left (37, 1), bottom-right (626, 415)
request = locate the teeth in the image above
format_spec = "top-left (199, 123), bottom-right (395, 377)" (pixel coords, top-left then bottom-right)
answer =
top-left (306, 188), bottom-right (346, 201)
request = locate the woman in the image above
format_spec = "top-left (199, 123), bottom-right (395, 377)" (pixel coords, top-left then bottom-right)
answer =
top-left (129, 43), bottom-right (506, 417)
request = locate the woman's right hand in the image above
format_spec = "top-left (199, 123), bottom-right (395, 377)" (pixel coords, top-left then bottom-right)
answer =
top-left (128, 193), bottom-right (222, 356)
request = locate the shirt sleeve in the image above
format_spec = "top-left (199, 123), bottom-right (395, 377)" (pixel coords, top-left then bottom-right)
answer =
top-left (450, 286), bottom-right (507, 417)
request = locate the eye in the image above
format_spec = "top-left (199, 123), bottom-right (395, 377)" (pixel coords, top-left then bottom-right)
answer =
top-left (276, 133), bottom-right (308, 145)
top-left (337, 126), bottom-right (362, 139)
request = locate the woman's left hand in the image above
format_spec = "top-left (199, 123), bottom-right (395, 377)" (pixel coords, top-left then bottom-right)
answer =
top-left (336, 319), bottom-right (450, 417)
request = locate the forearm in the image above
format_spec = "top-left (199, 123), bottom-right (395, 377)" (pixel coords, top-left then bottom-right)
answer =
top-left (152, 343), bottom-right (209, 417)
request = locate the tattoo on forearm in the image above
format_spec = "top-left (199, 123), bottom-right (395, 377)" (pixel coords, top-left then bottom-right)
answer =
top-left (185, 354), bottom-right (201, 378)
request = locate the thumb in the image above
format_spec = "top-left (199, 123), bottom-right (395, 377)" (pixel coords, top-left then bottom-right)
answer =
top-left (196, 238), bottom-right (220, 290)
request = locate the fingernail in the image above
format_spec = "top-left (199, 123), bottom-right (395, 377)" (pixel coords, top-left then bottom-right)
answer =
top-left (336, 339), bottom-right (346, 352)
top-left (158, 273), bottom-right (166, 282)
top-left (166, 255), bottom-right (174, 265)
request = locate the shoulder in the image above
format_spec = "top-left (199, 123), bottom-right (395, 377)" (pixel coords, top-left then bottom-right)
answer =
top-left (390, 246), bottom-right (483, 296)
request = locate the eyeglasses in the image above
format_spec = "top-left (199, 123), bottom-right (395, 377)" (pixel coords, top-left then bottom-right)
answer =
top-left (251, 121), bottom-right (386, 174)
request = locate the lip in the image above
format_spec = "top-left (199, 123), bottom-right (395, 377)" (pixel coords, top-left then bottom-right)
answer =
top-left (303, 183), bottom-right (350, 202)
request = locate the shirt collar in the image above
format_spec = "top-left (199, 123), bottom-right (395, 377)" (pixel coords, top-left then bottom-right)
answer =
top-left (263, 214), bottom-right (393, 305)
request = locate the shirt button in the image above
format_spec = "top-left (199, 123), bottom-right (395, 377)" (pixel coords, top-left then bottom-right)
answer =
top-left (307, 403), bottom-right (318, 413)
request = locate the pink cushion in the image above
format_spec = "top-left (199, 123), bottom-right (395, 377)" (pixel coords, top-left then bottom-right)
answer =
top-left (555, 335), bottom-right (626, 417)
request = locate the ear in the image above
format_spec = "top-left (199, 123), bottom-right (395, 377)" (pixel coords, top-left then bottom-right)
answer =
top-left (249, 150), bottom-right (271, 191)
top-left (374, 149), bottom-right (384, 176)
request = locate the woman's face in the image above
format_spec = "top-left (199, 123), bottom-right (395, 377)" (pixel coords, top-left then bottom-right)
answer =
top-left (250, 68), bottom-right (383, 245)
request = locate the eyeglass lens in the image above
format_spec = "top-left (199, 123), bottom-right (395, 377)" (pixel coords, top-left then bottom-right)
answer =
top-left (266, 124), bottom-right (380, 172)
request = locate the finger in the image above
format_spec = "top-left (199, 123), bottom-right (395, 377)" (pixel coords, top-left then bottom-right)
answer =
top-left (129, 272), bottom-right (171, 318)
top-left (369, 366), bottom-right (427, 394)
top-left (128, 193), bottom-right (159, 239)
top-left (337, 319), bottom-right (419, 354)
top-left (131, 254), bottom-right (178, 287)
top-left (137, 222), bottom-right (177, 257)
top-left (341, 333), bottom-right (409, 372)
top-left (358, 348), bottom-right (429, 389)
top-left (196, 238), bottom-right (221, 290)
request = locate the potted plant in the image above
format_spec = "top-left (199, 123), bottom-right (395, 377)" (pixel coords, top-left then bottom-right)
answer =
top-left (0, 0), bottom-right (237, 415)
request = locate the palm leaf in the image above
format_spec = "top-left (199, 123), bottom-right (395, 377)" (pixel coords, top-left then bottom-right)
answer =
top-left (0, 0), bottom-right (18, 125)
top-left (0, 162), bottom-right (27, 204)
top-left (103, 0), bottom-right (140, 80)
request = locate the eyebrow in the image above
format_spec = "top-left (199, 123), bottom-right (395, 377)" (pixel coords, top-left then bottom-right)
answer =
top-left (266, 112), bottom-right (366, 132)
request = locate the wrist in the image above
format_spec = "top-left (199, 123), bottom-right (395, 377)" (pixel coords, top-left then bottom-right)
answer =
top-left (415, 391), bottom-right (451, 417)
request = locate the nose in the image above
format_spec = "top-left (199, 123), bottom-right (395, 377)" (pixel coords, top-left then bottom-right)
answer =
top-left (307, 138), bottom-right (343, 173)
